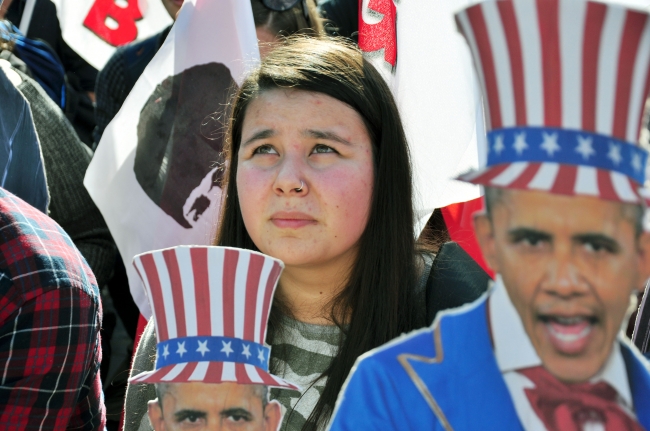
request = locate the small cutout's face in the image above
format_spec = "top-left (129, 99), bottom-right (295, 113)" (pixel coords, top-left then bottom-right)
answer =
top-left (475, 189), bottom-right (650, 382)
top-left (237, 89), bottom-right (374, 269)
top-left (148, 382), bottom-right (282, 431)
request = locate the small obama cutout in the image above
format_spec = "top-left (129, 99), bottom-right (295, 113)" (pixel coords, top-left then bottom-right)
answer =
top-left (134, 63), bottom-right (235, 229)
top-left (129, 246), bottom-right (298, 431)
top-left (328, 1), bottom-right (650, 430)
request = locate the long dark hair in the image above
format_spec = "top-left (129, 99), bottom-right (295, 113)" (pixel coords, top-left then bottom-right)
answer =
top-left (215, 37), bottom-right (427, 429)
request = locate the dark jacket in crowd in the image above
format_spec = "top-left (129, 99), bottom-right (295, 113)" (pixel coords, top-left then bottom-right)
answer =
top-left (6, 0), bottom-right (98, 145)
top-left (93, 26), bottom-right (171, 147)
top-left (320, 0), bottom-right (358, 39)
top-left (0, 61), bottom-right (48, 212)
top-left (12, 65), bottom-right (115, 288)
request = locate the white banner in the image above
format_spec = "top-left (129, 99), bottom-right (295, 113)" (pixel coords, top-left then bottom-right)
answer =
top-left (51, 0), bottom-right (173, 70)
top-left (360, 0), bottom-right (486, 228)
top-left (85, 0), bottom-right (260, 318)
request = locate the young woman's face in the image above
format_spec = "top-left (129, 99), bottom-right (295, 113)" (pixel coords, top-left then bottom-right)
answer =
top-left (237, 89), bottom-right (374, 268)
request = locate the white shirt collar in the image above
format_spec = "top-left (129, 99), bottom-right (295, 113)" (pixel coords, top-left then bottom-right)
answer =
top-left (489, 275), bottom-right (633, 408)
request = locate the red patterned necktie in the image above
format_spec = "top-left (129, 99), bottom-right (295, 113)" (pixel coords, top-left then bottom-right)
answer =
top-left (518, 366), bottom-right (644, 431)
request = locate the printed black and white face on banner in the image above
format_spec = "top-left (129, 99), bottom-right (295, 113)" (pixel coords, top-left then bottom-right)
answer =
top-left (134, 62), bottom-right (235, 229)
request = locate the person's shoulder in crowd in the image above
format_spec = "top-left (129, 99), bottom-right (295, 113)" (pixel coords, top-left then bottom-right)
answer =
top-left (0, 186), bottom-right (97, 300)
top-left (93, 26), bottom-right (171, 146)
top-left (0, 61), bottom-right (49, 213)
top-left (11, 65), bottom-right (116, 288)
top-left (0, 187), bottom-right (105, 430)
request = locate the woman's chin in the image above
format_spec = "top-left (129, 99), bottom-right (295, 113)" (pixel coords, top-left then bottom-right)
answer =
top-left (270, 251), bottom-right (319, 267)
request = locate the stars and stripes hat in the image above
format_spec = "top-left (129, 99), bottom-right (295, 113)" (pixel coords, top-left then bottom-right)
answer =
top-left (456, 0), bottom-right (650, 203)
top-left (128, 246), bottom-right (299, 389)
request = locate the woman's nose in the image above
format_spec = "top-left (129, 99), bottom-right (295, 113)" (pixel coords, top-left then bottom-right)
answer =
top-left (273, 154), bottom-right (308, 196)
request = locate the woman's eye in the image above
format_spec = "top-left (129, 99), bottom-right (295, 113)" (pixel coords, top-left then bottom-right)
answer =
top-left (252, 144), bottom-right (277, 155)
top-left (312, 144), bottom-right (337, 154)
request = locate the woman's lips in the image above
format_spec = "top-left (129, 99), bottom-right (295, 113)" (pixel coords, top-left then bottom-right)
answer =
top-left (270, 212), bottom-right (316, 229)
top-left (271, 219), bottom-right (316, 228)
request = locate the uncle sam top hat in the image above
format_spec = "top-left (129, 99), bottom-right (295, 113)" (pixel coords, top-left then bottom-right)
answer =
top-left (456, 0), bottom-right (650, 203)
top-left (128, 245), bottom-right (299, 390)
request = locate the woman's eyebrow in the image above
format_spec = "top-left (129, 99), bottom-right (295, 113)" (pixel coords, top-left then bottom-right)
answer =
top-left (242, 129), bottom-right (275, 147)
top-left (304, 129), bottom-right (352, 145)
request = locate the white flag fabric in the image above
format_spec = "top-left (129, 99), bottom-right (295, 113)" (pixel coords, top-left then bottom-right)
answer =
top-left (50, 0), bottom-right (173, 70)
top-left (360, 0), bottom-right (486, 229)
top-left (84, 0), bottom-right (259, 318)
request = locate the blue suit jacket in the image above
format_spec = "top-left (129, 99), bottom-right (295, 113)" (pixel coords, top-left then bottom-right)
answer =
top-left (328, 296), bottom-right (650, 431)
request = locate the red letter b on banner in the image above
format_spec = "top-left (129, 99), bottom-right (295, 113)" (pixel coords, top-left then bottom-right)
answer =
top-left (83, 0), bottom-right (143, 47)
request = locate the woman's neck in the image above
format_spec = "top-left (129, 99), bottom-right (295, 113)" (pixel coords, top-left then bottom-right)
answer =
top-left (277, 255), bottom-right (353, 326)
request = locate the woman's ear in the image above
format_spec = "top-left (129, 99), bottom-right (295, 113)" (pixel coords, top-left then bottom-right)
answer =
top-left (473, 212), bottom-right (499, 274)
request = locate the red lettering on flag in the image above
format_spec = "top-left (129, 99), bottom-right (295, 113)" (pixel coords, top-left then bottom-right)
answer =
top-left (359, 0), bottom-right (397, 67)
top-left (83, 0), bottom-right (143, 47)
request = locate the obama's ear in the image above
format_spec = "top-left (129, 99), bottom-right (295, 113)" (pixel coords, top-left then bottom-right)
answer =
top-left (636, 230), bottom-right (650, 288)
top-left (148, 399), bottom-right (166, 431)
top-left (473, 211), bottom-right (500, 273)
top-left (264, 400), bottom-right (283, 431)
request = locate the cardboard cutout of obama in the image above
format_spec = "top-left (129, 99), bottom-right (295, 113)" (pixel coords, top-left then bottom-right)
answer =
top-left (129, 246), bottom-right (298, 431)
top-left (328, 1), bottom-right (650, 430)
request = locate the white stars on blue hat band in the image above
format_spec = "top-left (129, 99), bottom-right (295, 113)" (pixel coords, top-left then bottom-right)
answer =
top-left (156, 336), bottom-right (271, 371)
top-left (487, 127), bottom-right (648, 185)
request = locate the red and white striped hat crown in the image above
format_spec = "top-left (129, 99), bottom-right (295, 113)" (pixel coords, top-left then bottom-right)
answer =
top-left (128, 246), bottom-right (298, 389)
top-left (456, 0), bottom-right (650, 203)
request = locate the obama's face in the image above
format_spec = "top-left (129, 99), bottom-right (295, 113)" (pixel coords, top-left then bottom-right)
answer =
top-left (148, 382), bottom-right (282, 431)
top-left (475, 189), bottom-right (650, 382)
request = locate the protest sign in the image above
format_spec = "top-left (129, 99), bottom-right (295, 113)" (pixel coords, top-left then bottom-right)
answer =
top-left (50, 0), bottom-right (172, 70)
top-left (85, 0), bottom-right (259, 318)
top-left (359, 0), bottom-right (486, 232)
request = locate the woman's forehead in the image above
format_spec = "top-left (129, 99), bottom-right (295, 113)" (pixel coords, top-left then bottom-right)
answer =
top-left (241, 89), bottom-right (367, 137)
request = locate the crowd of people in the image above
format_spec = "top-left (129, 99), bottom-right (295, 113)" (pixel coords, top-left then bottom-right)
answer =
top-left (1, 0), bottom-right (650, 430)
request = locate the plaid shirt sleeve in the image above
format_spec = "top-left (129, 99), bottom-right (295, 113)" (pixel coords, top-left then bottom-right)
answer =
top-left (0, 189), bottom-right (105, 430)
